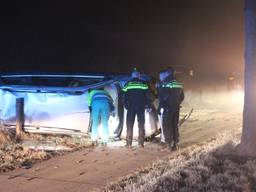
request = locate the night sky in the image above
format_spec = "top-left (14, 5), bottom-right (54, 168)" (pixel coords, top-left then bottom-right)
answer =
top-left (0, 0), bottom-right (244, 76)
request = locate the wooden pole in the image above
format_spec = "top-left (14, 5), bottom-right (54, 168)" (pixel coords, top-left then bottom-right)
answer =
top-left (16, 98), bottom-right (24, 141)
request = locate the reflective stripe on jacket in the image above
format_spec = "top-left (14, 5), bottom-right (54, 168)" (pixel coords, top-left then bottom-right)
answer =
top-left (87, 90), bottom-right (113, 107)
top-left (158, 79), bottom-right (184, 110)
top-left (122, 78), bottom-right (152, 110)
top-left (161, 80), bottom-right (183, 89)
top-left (122, 81), bottom-right (149, 92)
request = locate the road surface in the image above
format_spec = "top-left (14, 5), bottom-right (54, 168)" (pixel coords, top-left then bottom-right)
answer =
top-left (0, 109), bottom-right (242, 192)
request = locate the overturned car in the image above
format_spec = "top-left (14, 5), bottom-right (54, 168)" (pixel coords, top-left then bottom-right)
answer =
top-left (0, 74), bottom-right (158, 139)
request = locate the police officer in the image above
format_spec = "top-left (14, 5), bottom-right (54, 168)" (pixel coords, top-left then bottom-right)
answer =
top-left (157, 67), bottom-right (184, 150)
top-left (122, 69), bottom-right (152, 148)
top-left (88, 88), bottom-right (114, 146)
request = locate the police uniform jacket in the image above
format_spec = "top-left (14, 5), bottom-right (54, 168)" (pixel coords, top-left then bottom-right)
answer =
top-left (122, 78), bottom-right (152, 110)
top-left (158, 78), bottom-right (184, 111)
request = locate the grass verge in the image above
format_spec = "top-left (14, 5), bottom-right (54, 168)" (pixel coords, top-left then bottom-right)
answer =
top-left (104, 128), bottom-right (256, 192)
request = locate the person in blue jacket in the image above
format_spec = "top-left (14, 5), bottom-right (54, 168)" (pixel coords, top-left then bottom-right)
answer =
top-left (88, 88), bottom-right (114, 146)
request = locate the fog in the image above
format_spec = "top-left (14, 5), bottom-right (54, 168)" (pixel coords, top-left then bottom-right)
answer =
top-left (183, 87), bottom-right (244, 112)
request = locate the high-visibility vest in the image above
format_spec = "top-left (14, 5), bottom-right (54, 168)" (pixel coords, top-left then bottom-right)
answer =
top-left (122, 81), bottom-right (149, 92)
top-left (87, 90), bottom-right (112, 106)
top-left (161, 80), bottom-right (183, 89)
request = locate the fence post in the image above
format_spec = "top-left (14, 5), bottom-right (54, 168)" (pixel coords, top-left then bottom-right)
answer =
top-left (16, 98), bottom-right (24, 141)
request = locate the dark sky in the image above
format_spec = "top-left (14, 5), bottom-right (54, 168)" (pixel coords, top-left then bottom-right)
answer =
top-left (0, 0), bottom-right (244, 76)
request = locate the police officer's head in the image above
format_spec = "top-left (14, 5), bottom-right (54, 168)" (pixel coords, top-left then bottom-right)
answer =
top-left (131, 69), bottom-right (140, 79)
top-left (159, 70), bottom-right (169, 81)
top-left (159, 67), bottom-right (175, 81)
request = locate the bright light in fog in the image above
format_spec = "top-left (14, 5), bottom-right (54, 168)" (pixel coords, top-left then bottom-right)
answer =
top-left (185, 88), bottom-right (244, 111)
top-left (225, 89), bottom-right (244, 111)
top-left (232, 90), bottom-right (244, 103)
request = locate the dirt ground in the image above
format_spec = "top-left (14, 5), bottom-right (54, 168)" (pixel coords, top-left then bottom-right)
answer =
top-left (0, 131), bottom-right (92, 173)
top-left (0, 108), bottom-right (242, 192)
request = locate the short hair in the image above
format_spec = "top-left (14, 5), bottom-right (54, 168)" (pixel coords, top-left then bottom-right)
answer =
top-left (131, 70), bottom-right (140, 78)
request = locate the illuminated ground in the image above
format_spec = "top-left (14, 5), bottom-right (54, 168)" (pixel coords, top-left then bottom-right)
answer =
top-left (0, 109), bottom-right (242, 192)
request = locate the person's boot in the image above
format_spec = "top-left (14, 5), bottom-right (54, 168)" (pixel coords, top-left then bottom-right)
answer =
top-left (138, 142), bottom-right (144, 148)
top-left (125, 143), bottom-right (132, 149)
top-left (168, 142), bottom-right (173, 151)
top-left (92, 140), bottom-right (98, 147)
top-left (171, 143), bottom-right (179, 151)
top-left (160, 142), bottom-right (168, 148)
top-left (113, 136), bottom-right (121, 141)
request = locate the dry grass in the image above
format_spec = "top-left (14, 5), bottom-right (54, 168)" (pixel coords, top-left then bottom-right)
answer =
top-left (0, 129), bottom-right (92, 173)
top-left (0, 129), bottom-right (14, 146)
top-left (104, 129), bottom-right (256, 192)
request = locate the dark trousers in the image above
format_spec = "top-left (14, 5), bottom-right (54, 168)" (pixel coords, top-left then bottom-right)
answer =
top-left (126, 107), bottom-right (145, 146)
top-left (162, 108), bottom-right (180, 145)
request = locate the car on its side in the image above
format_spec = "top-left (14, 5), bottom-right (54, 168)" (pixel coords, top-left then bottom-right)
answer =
top-left (0, 73), bottom-right (158, 139)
